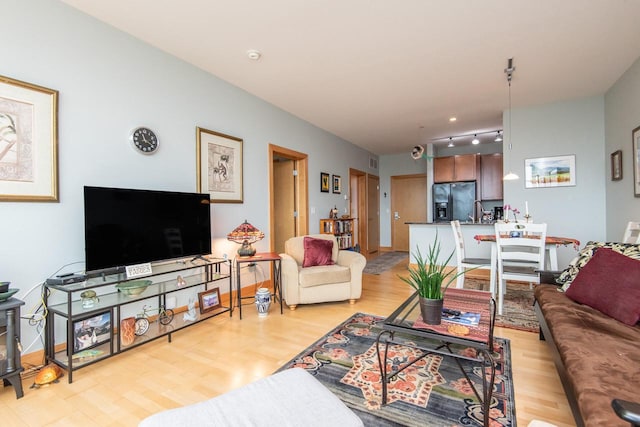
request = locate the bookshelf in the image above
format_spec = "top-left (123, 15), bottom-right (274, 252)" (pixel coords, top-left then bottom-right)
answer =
top-left (319, 218), bottom-right (355, 250)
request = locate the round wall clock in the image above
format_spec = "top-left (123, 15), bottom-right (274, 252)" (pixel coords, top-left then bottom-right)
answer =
top-left (130, 127), bottom-right (159, 154)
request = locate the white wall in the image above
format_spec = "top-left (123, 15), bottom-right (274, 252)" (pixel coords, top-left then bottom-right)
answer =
top-left (605, 56), bottom-right (640, 238)
top-left (503, 96), bottom-right (606, 267)
top-left (0, 0), bottom-right (376, 353)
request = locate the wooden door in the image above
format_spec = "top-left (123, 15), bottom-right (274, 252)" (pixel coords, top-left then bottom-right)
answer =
top-left (366, 174), bottom-right (380, 256)
top-left (391, 174), bottom-right (427, 251)
top-left (268, 145), bottom-right (309, 254)
top-left (273, 158), bottom-right (295, 254)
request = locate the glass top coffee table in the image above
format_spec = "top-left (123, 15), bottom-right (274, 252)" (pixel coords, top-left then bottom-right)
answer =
top-left (376, 288), bottom-right (496, 426)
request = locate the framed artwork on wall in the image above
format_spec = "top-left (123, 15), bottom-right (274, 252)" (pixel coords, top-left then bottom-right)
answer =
top-left (320, 172), bottom-right (330, 192)
top-left (633, 125), bottom-right (640, 197)
top-left (198, 287), bottom-right (221, 314)
top-left (611, 150), bottom-right (622, 181)
top-left (196, 127), bottom-right (243, 203)
top-left (332, 174), bottom-right (341, 194)
top-left (0, 74), bottom-right (58, 202)
top-left (524, 155), bottom-right (576, 188)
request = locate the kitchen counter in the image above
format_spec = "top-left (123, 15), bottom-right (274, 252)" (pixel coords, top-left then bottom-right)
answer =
top-left (405, 222), bottom-right (497, 226)
top-left (408, 223), bottom-right (492, 266)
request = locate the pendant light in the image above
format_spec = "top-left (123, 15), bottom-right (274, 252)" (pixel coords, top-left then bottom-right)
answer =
top-left (503, 57), bottom-right (519, 180)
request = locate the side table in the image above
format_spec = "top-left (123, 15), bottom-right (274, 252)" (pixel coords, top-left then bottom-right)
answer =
top-left (1, 297), bottom-right (25, 399)
top-left (235, 252), bottom-right (283, 319)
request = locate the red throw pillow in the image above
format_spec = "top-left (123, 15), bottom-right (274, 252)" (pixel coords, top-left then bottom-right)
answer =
top-left (565, 248), bottom-right (640, 325)
top-left (303, 237), bottom-right (335, 267)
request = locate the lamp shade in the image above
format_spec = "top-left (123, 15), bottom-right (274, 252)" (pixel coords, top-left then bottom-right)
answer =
top-left (227, 220), bottom-right (264, 257)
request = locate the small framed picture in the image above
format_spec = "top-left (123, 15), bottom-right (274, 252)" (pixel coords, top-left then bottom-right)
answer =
top-left (633, 125), bottom-right (640, 196)
top-left (198, 287), bottom-right (221, 314)
top-left (332, 174), bottom-right (341, 194)
top-left (320, 172), bottom-right (330, 193)
top-left (73, 312), bottom-right (111, 353)
top-left (611, 150), bottom-right (622, 181)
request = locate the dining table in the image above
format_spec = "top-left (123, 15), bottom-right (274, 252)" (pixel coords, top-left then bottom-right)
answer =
top-left (473, 234), bottom-right (580, 270)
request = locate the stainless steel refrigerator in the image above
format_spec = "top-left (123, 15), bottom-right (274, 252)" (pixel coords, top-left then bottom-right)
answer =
top-left (433, 181), bottom-right (476, 222)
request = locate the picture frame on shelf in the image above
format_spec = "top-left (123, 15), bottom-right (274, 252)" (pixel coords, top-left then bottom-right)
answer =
top-left (524, 155), bottom-right (576, 188)
top-left (633, 125), bottom-right (640, 196)
top-left (0, 74), bottom-right (58, 202)
top-left (332, 174), bottom-right (341, 194)
top-left (73, 312), bottom-right (111, 353)
top-left (320, 172), bottom-right (330, 193)
top-left (196, 127), bottom-right (243, 203)
top-left (198, 287), bottom-right (221, 314)
top-left (611, 150), bottom-right (622, 181)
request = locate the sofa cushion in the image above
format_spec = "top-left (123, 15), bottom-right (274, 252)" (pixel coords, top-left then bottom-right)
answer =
top-left (557, 241), bottom-right (640, 291)
top-left (303, 236), bottom-right (335, 267)
top-left (565, 248), bottom-right (640, 325)
top-left (298, 264), bottom-right (351, 288)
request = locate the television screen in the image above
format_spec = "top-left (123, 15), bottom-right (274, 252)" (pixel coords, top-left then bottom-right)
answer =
top-left (84, 186), bottom-right (212, 273)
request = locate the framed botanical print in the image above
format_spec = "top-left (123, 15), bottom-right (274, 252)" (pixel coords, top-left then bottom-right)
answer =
top-left (0, 75), bottom-right (58, 201)
top-left (320, 172), bottom-right (330, 192)
top-left (196, 127), bottom-right (243, 203)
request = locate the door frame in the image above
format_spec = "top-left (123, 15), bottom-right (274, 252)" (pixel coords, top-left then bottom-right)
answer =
top-left (268, 144), bottom-right (309, 251)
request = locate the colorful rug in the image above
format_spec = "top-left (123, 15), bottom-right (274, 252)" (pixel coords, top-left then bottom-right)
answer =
top-left (363, 252), bottom-right (408, 275)
top-left (278, 312), bottom-right (515, 426)
top-left (464, 279), bottom-right (539, 332)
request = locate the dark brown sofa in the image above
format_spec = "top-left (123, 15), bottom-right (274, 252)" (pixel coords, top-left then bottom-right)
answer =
top-left (534, 272), bottom-right (640, 427)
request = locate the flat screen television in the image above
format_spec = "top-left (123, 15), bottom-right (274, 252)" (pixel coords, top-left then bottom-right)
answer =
top-left (84, 186), bottom-right (212, 273)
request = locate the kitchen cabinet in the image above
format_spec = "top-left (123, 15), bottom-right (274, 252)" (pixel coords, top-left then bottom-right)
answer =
top-left (433, 154), bottom-right (478, 183)
top-left (480, 153), bottom-right (503, 200)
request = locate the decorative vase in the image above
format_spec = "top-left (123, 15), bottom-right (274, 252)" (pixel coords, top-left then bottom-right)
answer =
top-left (419, 297), bottom-right (443, 325)
top-left (255, 288), bottom-right (271, 317)
top-left (120, 317), bottom-right (136, 346)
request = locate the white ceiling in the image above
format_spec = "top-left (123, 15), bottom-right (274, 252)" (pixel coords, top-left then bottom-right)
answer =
top-left (60, 0), bottom-right (640, 155)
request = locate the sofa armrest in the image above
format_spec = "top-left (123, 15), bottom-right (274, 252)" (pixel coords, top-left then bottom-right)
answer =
top-left (280, 253), bottom-right (301, 305)
top-left (538, 270), bottom-right (563, 286)
top-left (337, 250), bottom-right (366, 299)
top-left (612, 399), bottom-right (640, 426)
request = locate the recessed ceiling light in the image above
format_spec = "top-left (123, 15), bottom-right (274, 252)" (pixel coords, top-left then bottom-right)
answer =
top-left (449, 117), bottom-right (457, 122)
top-left (246, 49), bottom-right (262, 60)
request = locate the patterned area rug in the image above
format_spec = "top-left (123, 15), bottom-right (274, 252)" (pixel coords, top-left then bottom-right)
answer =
top-left (278, 312), bottom-right (515, 426)
top-left (363, 252), bottom-right (408, 275)
top-left (464, 279), bottom-right (539, 332)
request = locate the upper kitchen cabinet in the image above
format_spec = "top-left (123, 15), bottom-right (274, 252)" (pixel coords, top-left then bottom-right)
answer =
top-left (480, 153), bottom-right (503, 200)
top-left (433, 154), bottom-right (478, 183)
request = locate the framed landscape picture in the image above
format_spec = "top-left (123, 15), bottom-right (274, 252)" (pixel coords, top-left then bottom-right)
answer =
top-left (0, 75), bottom-right (58, 202)
top-left (73, 312), bottom-right (111, 353)
top-left (524, 155), bottom-right (576, 188)
top-left (198, 287), bottom-right (221, 314)
top-left (196, 127), bottom-right (243, 203)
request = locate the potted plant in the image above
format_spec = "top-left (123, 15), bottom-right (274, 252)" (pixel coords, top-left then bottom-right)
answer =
top-left (398, 233), bottom-right (467, 325)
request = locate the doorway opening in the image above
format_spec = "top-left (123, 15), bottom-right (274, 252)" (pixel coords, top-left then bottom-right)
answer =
top-left (269, 144), bottom-right (309, 254)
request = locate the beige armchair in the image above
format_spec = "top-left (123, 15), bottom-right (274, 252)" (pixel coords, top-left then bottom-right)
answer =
top-left (280, 234), bottom-right (366, 310)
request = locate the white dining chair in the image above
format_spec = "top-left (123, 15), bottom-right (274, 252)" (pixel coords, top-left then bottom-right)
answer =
top-left (622, 221), bottom-right (640, 243)
top-left (494, 222), bottom-right (547, 315)
top-left (450, 220), bottom-right (495, 294)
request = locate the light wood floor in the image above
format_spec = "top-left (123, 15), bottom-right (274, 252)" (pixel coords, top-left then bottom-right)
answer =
top-left (0, 260), bottom-right (576, 426)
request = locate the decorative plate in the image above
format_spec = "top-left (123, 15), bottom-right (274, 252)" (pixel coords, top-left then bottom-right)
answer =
top-left (0, 289), bottom-right (19, 302)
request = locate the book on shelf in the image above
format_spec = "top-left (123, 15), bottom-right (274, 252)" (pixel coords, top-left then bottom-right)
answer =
top-left (441, 309), bottom-right (481, 327)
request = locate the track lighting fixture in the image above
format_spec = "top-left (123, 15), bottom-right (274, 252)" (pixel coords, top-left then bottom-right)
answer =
top-left (472, 134), bottom-right (480, 145)
top-left (447, 137), bottom-right (454, 148)
top-left (495, 131), bottom-right (503, 142)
